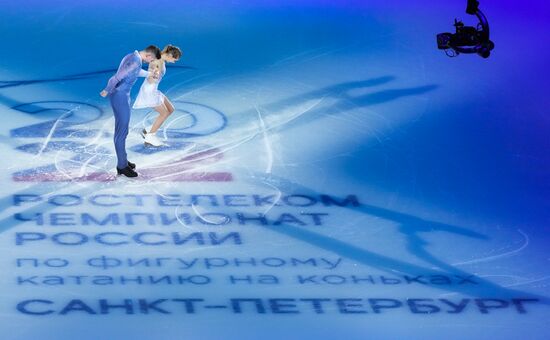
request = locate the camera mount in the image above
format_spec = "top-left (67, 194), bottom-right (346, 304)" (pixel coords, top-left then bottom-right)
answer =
top-left (437, 0), bottom-right (495, 58)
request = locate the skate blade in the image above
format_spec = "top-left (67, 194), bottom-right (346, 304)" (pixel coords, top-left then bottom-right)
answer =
top-left (144, 142), bottom-right (163, 147)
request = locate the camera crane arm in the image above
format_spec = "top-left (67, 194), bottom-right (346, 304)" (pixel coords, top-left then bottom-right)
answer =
top-left (454, 0), bottom-right (491, 54)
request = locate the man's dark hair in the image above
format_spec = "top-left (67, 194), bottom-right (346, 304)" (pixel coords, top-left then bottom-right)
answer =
top-left (144, 45), bottom-right (161, 59)
top-left (162, 44), bottom-right (183, 59)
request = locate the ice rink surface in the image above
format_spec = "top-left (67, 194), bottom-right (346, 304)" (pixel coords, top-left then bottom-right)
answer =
top-left (0, 0), bottom-right (549, 339)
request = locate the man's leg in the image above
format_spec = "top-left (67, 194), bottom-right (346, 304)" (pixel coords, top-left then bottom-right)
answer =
top-left (110, 93), bottom-right (131, 169)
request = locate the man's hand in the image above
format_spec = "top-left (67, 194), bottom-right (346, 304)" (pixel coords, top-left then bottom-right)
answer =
top-left (100, 90), bottom-right (108, 97)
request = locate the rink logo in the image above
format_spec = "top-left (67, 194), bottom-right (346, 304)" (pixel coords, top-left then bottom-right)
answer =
top-left (8, 99), bottom-right (232, 182)
top-left (16, 297), bottom-right (540, 316)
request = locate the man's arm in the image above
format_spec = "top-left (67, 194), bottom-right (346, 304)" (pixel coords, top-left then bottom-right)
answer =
top-left (101, 55), bottom-right (140, 96)
top-left (138, 69), bottom-right (150, 77)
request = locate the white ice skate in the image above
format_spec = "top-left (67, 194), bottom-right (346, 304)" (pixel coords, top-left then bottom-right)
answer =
top-left (141, 129), bottom-right (165, 147)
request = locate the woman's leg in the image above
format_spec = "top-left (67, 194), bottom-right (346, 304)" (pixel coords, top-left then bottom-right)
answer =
top-left (149, 102), bottom-right (171, 134)
top-left (163, 95), bottom-right (175, 114)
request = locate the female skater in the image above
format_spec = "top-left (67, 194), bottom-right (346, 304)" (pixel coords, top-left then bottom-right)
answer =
top-left (133, 44), bottom-right (183, 146)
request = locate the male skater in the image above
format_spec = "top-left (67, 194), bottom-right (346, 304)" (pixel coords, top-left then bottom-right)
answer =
top-left (100, 45), bottom-right (161, 177)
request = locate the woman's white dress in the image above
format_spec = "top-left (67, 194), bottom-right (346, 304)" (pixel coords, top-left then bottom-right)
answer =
top-left (133, 62), bottom-right (166, 109)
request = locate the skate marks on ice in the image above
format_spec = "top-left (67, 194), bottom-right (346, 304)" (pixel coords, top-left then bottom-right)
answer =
top-left (237, 171), bottom-right (550, 303)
